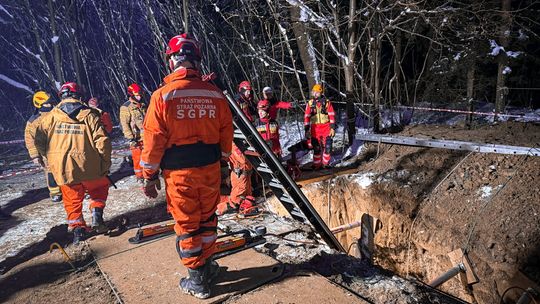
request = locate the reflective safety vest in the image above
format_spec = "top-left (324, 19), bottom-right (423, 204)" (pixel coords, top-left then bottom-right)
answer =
top-left (256, 121), bottom-right (279, 140)
top-left (304, 97), bottom-right (335, 128)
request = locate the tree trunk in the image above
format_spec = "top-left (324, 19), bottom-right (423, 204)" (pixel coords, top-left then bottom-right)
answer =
top-left (495, 0), bottom-right (512, 117)
top-left (183, 0), bottom-right (189, 33)
top-left (24, 0), bottom-right (55, 89)
top-left (392, 32), bottom-right (402, 105)
top-left (68, 0), bottom-right (83, 88)
top-left (290, 5), bottom-right (319, 91)
top-left (466, 64), bottom-right (475, 128)
top-left (48, 0), bottom-right (63, 85)
top-left (370, 14), bottom-right (381, 133)
top-left (345, 0), bottom-right (357, 144)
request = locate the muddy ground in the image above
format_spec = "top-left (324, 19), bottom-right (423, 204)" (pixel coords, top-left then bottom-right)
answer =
top-left (302, 121), bottom-right (540, 303)
top-left (1, 121), bottom-right (539, 303)
top-left (0, 244), bottom-right (116, 304)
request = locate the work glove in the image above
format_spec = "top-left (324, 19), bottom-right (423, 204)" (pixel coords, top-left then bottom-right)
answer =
top-left (329, 128), bottom-right (335, 137)
top-left (142, 176), bottom-right (161, 198)
top-left (32, 157), bottom-right (44, 168)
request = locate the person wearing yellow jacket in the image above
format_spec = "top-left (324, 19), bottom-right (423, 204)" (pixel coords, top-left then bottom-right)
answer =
top-left (35, 82), bottom-right (112, 244)
top-left (119, 83), bottom-right (146, 181)
top-left (25, 91), bottom-right (62, 202)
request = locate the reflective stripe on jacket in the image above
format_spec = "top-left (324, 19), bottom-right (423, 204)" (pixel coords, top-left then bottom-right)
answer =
top-left (304, 97), bottom-right (335, 128)
top-left (141, 67), bottom-right (233, 178)
top-left (34, 98), bottom-right (112, 185)
top-left (119, 100), bottom-right (145, 141)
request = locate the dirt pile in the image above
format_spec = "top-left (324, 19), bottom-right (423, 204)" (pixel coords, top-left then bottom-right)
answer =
top-left (303, 122), bottom-right (540, 304)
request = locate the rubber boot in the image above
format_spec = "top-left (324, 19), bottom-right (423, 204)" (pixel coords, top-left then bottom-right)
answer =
top-left (205, 257), bottom-right (220, 283)
top-left (91, 208), bottom-right (108, 234)
top-left (73, 227), bottom-right (86, 245)
top-left (51, 194), bottom-right (62, 203)
top-left (179, 266), bottom-right (210, 299)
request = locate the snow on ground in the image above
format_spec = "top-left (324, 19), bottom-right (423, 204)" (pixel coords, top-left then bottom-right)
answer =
top-left (0, 157), bottom-right (159, 263)
top-left (279, 118), bottom-right (368, 167)
top-left (349, 172), bottom-right (376, 189)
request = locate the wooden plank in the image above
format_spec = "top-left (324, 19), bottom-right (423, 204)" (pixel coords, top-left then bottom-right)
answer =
top-left (296, 168), bottom-right (359, 186)
top-left (229, 273), bottom-right (369, 304)
top-left (88, 226), bottom-right (283, 304)
top-left (448, 248), bottom-right (478, 285)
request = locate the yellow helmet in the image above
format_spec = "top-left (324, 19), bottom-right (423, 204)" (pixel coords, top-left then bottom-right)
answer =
top-left (33, 91), bottom-right (50, 108)
top-left (312, 84), bottom-right (323, 93)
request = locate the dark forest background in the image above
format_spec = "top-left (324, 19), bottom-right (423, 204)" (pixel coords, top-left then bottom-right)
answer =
top-left (0, 0), bottom-right (539, 139)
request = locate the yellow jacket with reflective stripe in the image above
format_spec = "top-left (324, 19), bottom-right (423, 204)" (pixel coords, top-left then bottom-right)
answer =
top-left (119, 100), bottom-right (146, 141)
top-left (25, 112), bottom-right (48, 159)
top-left (34, 98), bottom-right (112, 185)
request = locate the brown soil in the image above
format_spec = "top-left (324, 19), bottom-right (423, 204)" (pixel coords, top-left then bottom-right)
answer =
top-left (0, 244), bottom-right (116, 304)
top-left (303, 121), bottom-right (540, 304)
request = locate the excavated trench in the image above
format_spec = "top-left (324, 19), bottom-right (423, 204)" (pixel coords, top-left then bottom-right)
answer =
top-left (298, 122), bottom-right (540, 304)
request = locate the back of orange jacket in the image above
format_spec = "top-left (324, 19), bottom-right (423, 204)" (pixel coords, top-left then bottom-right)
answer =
top-left (141, 68), bottom-right (233, 177)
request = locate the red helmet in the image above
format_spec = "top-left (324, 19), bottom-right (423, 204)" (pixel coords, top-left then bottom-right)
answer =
top-left (127, 83), bottom-right (142, 97)
top-left (165, 33), bottom-right (201, 62)
top-left (58, 82), bottom-right (80, 98)
top-left (238, 81), bottom-right (252, 92)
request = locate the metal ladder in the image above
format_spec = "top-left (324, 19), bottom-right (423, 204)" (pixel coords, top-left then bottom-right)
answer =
top-left (223, 91), bottom-right (344, 252)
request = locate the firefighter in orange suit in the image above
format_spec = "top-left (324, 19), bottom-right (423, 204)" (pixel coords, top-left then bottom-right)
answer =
top-left (119, 83), bottom-right (146, 181)
top-left (25, 91), bottom-right (62, 202)
top-left (34, 82), bottom-right (112, 244)
top-left (304, 84), bottom-right (336, 169)
top-left (140, 33), bottom-right (233, 299)
top-left (216, 143), bottom-right (253, 215)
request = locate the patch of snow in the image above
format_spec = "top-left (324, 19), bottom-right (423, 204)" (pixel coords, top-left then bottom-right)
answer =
top-left (506, 51), bottom-right (521, 58)
top-left (502, 66), bottom-right (512, 75)
top-left (488, 40), bottom-right (504, 56)
top-left (51, 36), bottom-right (59, 44)
top-left (299, 6), bottom-right (309, 22)
top-left (0, 74), bottom-right (32, 93)
top-left (351, 172), bottom-right (376, 189)
top-left (213, 3), bottom-right (220, 12)
top-left (518, 29), bottom-right (529, 41)
top-left (478, 185), bottom-right (502, 199)
top-left (453, 52), bottom-right (462, 61)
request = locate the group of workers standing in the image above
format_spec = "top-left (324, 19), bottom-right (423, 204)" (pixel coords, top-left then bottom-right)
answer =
top-left (21, 32), bottom-right (336, 299)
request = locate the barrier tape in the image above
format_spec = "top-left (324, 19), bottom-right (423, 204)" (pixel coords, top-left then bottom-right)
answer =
top-left (0, 167), bottom-right (43, 179)
top-left (0, 147), bottom-right (132, 180)
top-left (397, 105), bottom-right (540, 120)
top-left (0, 139), bottom-right (25, 146)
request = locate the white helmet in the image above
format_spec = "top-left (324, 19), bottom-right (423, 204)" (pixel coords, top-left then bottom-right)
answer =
top-left (262, 86), bottom-right (273, 94)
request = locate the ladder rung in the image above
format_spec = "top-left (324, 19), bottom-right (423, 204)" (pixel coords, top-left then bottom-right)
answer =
top-left (290, 209), bottom-right (307, 220)
top-left (280, 194), bottom-right (295, 205)
top-left (256, 163), bottom-right (274, 174)
top-left (269, 179), bottom-right (284, 190)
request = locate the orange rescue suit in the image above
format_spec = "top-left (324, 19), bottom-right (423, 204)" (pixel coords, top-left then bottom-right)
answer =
top-left (141, 67), bottom-right (233, 269)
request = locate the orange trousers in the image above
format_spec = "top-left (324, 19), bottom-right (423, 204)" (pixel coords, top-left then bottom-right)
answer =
top-left (131, 144), bottom-right (143, 178)
top-left (228, 149), bottom-right (252, 206)
top-left (164, 161), bottom-right (220, 269)
top-left (59, 176), bottom-right (109, 230)
top-left (229, 170), bottom-right (252, 205)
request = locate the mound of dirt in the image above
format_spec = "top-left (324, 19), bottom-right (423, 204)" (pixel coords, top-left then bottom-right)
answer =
top-left (302, 121), bottom-right (540, 304)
